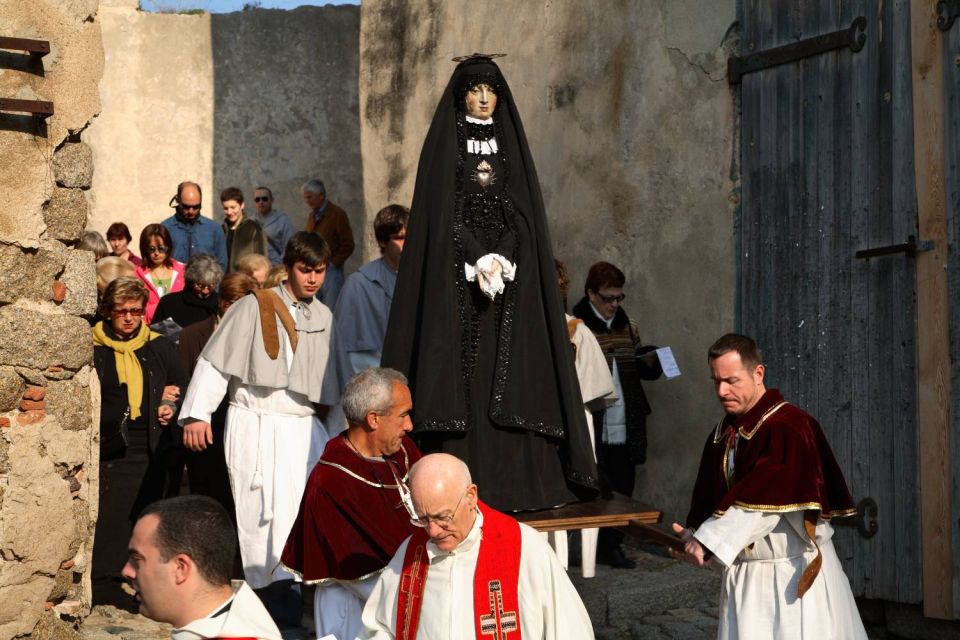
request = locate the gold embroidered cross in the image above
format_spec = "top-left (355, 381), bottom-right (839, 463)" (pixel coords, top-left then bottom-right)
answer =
top-left (478, 580), bottom-right (518, 639)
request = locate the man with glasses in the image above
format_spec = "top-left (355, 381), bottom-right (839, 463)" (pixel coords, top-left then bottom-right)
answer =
top-left (162, 181), bottom-right (229, 273)
top-left (571, 261), bottom-right (662, 570)
top-left (252, 186), bottom-right (295, 267)
top-left (359, 453), bottom-right (595, 639)
top-left (282, 367), bottom-right (422, 640)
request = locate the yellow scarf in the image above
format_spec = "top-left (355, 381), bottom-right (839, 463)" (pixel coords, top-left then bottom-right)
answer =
top-left (92, 321), bottom-right (158, 420)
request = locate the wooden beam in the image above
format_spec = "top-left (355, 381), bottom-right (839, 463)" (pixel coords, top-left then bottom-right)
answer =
top-left (911, 0), bottom-right (954, 620)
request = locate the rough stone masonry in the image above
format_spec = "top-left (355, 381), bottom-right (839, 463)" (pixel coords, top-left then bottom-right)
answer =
top-left (0, 0), bottom-right (104, 637)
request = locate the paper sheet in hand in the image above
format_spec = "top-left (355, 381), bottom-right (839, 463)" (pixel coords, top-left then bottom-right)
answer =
top-left (656, 346), bottom-right (681, 379)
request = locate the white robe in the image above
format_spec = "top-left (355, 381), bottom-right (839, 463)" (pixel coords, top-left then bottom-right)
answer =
top-left (180, 301), bottom-right (331, 589)
top-left (552, 316), bottom-right (617, 578)
top-left (694, 507), bottom-right (867, 640)
top-left (315, 575), bottom-right (378, 640)
top-left (358, 509), bottom-right (595, 639)
top-left (172, 581), bottom-right (282, 640)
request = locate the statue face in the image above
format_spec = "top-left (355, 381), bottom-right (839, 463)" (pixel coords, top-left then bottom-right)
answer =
top-left (464, 83), bottom-right (497, 120)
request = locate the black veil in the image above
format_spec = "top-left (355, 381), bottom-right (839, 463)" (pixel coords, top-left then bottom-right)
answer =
top-left (382, 56), bottom-right (598, 510)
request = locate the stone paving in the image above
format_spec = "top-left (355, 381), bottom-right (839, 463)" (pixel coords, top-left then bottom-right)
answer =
top-left (77, 542), bottom-right (960, 639)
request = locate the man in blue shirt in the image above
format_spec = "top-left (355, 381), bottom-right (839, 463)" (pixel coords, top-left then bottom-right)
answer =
top-left (162, 181), bottom-right (228, 273)
top-left (252, 186), bottom-right (295, 266)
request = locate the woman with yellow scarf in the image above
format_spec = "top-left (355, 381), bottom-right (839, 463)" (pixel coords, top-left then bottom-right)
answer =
top-left (92, 277), bottom-right (188, 526)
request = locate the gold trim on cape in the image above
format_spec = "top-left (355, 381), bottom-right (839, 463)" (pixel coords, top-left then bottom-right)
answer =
top-left (317, 442), bottom-right (411, 489)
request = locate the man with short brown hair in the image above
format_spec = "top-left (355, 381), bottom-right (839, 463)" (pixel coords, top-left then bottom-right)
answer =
top-left (671, 333), bottom-right (867, 639)
top-left (123, 495), bottom-right (281, 640)
top-left (333, 204), bottom-right (409, 385)
top-left (178, 232), bottom-right (339, 628)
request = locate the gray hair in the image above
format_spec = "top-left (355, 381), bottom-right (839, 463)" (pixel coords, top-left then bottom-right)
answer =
top-left (341, 367), bottom-right (408, 425)
top-left (184, 253), bottom-right (224, 287)
top-left (301, 179), bottom-right (326, 195)
top-left (78, 230), bottom-right (110, 261)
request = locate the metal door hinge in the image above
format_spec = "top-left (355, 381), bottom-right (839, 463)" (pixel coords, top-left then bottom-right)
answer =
top-left (728, 16), bottom-right (867, 85)
top-left (938, 0), bottom-right (960, 31)
top-left (834, 497), bottom-right (879, 538)
top-left (855, 236), bottom-right (934, 260)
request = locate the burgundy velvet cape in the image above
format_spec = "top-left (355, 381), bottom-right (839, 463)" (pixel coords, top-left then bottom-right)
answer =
top-left (281, 434), bottom-right (423, 582)
top-left (686, 389), bottom-right (856, 529)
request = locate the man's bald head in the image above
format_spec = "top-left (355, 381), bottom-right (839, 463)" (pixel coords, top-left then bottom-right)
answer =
top-left (408, 454), bottom-right (478, 552)
top-left (409, 453), bottom-right (471, 496)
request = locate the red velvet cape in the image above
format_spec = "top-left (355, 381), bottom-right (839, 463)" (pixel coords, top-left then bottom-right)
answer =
top-left (281, 434), bottom-right (422, 582)
top-left (685, 389), bottom-right (856, 529)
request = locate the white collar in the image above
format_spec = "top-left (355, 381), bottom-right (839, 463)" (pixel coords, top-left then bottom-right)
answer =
top-left (465, 114), bottom-right (494, 125)
top-left (589, 301), bottom-right (614, 329)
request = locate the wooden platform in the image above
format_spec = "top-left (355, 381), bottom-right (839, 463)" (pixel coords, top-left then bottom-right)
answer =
top-left (514, 492), bottom-right (662, 532)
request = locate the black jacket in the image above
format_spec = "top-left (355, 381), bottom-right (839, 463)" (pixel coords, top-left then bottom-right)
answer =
top-left (94, 331), bottom-right (188, 458)
top-left (153, 288), bottom-right (218, 330)
top-left (572, 296), bottom-right (662, 463)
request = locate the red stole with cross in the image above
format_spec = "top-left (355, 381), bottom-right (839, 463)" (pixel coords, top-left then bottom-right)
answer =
top-left (396, 501), bottom-right (522, 640)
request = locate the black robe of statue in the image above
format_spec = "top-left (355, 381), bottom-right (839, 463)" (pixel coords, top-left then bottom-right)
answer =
top-left (381, 57), bottom-right (598, 511)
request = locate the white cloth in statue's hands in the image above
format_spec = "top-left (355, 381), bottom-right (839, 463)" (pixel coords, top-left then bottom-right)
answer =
top-left (464, 253), bottom-right (517, 300)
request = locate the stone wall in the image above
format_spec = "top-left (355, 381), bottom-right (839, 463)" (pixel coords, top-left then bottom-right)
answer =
top-left (360, 0), bottom-right (737, 524)
top-left (87, 0), bottom-right (363, 272)
top-left (0, 0), bottom-right (103, 637)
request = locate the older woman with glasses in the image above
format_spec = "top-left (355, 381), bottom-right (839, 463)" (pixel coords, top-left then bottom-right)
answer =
top-left (92, 278), bottom-right (188, 553)
top-left (571, 261), bottom-right (662, 570)
top-left (135, 223), bottom-right (186, 323)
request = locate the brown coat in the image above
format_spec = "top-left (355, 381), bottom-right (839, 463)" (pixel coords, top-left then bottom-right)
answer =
top-left (304, 200), bottom-right (354, 267)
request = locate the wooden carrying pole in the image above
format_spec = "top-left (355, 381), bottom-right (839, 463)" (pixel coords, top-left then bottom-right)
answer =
top-left (910, 0), bottom-right (953, 620)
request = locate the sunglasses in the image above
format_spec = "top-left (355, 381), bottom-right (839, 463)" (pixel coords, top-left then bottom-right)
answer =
top-left (254, 197), bottom-right (271, 203)
top-left (112, 308), bottom-right (144, 318)
top-left (147, 246), bottom-right (168, 254)
top-left (597, 292), bottom-right (626, 304)
top-left (180, 203), bottom-right (201, 210)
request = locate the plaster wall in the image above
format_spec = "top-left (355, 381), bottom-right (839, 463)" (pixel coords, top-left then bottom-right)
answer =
top-left (86, 0), bottom-right (213, 244)
top-left (360, 0), bottom-right (737, 524)
top-left (87, 1), bottom-right (362, 271)
top-left (0, 0), bottom-right (103, 636)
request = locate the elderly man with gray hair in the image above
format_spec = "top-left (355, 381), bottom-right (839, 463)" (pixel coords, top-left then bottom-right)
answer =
top-left (303, 178), bottom-right (354, 307)
top-left (282, 367), bottom-right (422, 640)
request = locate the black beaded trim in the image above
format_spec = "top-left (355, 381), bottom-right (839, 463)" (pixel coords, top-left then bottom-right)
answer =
top-left (465, 118), bottom-right (496, 142)
top-left (453, 117), bottom-right (475, 426)
top-left (416, 418), bottom-right (469, 432)
top-left (565, 467), bottom-right (600, 488)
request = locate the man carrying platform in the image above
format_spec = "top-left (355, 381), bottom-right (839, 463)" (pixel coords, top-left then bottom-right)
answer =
top-left (671, 333), bottom-right (867, 638)
top-left (358, 453), bottom-right (595, 639)
top-left (281, 367), bottom-right (422, 640)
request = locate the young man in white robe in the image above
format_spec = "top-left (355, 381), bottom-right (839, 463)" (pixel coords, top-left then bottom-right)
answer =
top-left (179, 231), bottom-right (339, 628)
top-left (332, 204), bottom-right (407, 386)
top-left (123, 495), bottom-right (282, 640)
top-left (358, 453), bottom-right (595, 639)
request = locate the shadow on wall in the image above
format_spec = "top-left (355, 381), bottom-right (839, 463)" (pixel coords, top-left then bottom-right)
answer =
top-left (210, 6), bottom-right (363, 271)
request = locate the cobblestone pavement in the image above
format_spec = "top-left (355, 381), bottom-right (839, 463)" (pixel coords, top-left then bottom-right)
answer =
top-left (78, 543), bottom-right (959, 639)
